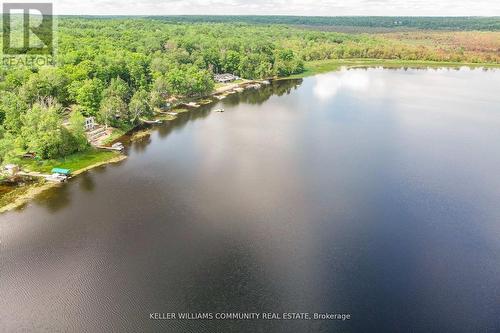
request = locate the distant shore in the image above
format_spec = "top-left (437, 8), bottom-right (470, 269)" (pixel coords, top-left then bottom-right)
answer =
top-left (287, 58), bottom-right (500, 79)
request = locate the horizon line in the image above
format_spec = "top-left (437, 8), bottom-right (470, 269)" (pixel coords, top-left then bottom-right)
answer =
top-left (1, 14), bottom-right (499, 18)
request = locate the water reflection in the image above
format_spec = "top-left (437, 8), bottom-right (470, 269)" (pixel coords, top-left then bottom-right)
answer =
top-left (33, 183), bottom-right (72, 213)
top-left (79, 173), bottom-right (96, 192)
top-left (2, 68), bottom-right (500, 332)
top-left (313, 69), bottom-right (385, 100)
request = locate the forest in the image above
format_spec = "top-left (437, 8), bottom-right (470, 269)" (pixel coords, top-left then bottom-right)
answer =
top-left (149, 16), bottom-right (500, 31)
top-left (0, 17), bottom-right (499, 165)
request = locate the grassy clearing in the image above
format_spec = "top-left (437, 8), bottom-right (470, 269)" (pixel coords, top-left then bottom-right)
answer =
top-left (101, 126), bottom-right (134, 145)
top-left (287, 58), bottom-right (500, 79)
top-left (1, 149), bottom-right (125, 213)
top-left (18, 149), bottom-right (120, 174)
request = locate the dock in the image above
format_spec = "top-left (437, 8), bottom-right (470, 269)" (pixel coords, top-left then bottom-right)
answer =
top-left (142, 119), bottom-right (163, 125)
top-left (17, 170), bottom-right (70, 183)
top-left (186, 102), bottom-right (200, 108)
top-left (96, 143), bottom-right (124, 152)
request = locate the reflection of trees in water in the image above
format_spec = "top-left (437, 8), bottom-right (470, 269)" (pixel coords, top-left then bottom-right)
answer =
top-left (157, 106), bottom-right (213, 139)
top-left (34, 183), bottom-right (71, 213)
top-left (360, 66), bottom-right (496, 73)
top-left (272, 79), bottom-right (303, 96)
top-left (223, 79), bottom-right (303, 107)
top-left (132, 136), bottom-right (152, 153)
top-left (156, 79), bottom-right (303, 141)
top-left (79, 173), bottom-right (95, 192)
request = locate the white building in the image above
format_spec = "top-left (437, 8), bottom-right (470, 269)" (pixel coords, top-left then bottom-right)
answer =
top-left (214, 73), bottom-right (239, 83)
top-left (84, 117), bottom-right (95, 131)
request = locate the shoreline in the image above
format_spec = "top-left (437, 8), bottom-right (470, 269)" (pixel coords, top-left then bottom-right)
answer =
top-left (0, 154), bottom-right (127, 214)
top-left (287, 58), bottom-right (500, 79)
top-left (1, 59), bottom-right (498, 214)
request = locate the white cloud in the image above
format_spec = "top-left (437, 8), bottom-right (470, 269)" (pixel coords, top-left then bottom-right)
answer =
top-left (51, 0), bottom-right (500, 16)
top-left (313, 69), bottom-right (385, 101)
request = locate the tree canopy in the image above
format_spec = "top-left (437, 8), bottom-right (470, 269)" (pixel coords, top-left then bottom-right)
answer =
top-left (0, 16), bottom-right (498, 163)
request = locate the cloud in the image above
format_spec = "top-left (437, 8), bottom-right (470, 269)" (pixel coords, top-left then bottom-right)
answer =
top-left (52, 0), bottom-right (500, 16)
top-left (313, 69), bottom-right (385, 101)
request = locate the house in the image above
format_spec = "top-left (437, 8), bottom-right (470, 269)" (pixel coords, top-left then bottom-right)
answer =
top-left (84, 117), bottom-right (95, 131)
top-left (214, 73), bottom-right (239, 83)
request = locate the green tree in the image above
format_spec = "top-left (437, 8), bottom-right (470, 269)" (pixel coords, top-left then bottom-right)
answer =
top-left (20, 99), bottom-right (75, 159)
top-left (104, 77), bottom-right (131, 102)
top-left (129, 89), bottom-right (153, 123)
top-left (126, 53), bottom-right (150, 90)
top-left (69, 78), bottom-right (104, 116)
top-left (165, 66), bottom-right (213, 96)
top-left (2, 68), bottom-right (32, 91)
top-left (149, 76), bottom-right (170, 108)
top-left (68, 109), bottom-right (89, 152)
top-left (0, 92), bottom-right (28, 135)
top-left (19, 68), bottom-right (69, 105)
top-left (222, 50), bottom-right (241, 74)
top-left (186, 67), bottom-right (214, 96)
top-left (99, 95), bottom-right (128, 128)
top-left (0, 126), bottom-right (18, 164)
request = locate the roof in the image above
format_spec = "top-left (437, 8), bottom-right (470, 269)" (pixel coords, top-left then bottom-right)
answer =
top-left (51, 168), bottom-right (71, 175)
top-left (214, 73), bottom-right (238, 81)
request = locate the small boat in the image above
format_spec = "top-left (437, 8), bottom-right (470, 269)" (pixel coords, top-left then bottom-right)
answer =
top-left (96, 143), bottom-right (124, 152)
top-left (215, 108), bottom-right (225, 113)
top-left (111, 142), bottom-right (125, 151)
top-left (186, 102), bottom-right (200, 108)
top-left (45, 174), bottom-right (68, 183)
top-left (249, 83), bottom-right (262, 89)
top-left (142, 119), bottom-right (163, 125)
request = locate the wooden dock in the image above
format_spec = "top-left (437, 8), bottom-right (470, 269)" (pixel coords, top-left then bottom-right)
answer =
top-left (17, 171), bottom-right (69, 183)
top-left (141, 119), bottom-right (163, 125)
top-left (95, 145), bottom-right (123, 152)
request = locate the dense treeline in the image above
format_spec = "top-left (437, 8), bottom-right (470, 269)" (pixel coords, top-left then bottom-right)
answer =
top-left (0, 17), bottom-right (499, 164)
top-left (148, 16), bottom-right (500, 31)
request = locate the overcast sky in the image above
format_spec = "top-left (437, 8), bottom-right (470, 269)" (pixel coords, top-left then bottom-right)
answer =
top-left (23, 0), bottom-right (500, 16)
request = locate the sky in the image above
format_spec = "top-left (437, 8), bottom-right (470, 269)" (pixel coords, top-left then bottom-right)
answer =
top-left (44, 0), bottom-right (499, 16)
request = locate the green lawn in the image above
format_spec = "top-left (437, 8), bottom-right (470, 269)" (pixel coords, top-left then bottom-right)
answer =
top-left (101, 126), bottom-right (133, 145)
top-left (18, 149), bottom-right (119, 174)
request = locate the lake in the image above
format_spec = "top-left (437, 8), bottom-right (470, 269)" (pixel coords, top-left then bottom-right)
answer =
top-left (1, 68), bottom-right (500, 332)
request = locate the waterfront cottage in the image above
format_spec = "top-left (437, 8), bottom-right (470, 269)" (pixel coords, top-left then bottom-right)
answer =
top-left (214, 73), bottom-right (239, 83)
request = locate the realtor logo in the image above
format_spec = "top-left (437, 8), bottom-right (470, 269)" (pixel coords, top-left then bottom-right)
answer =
top-left (2, 2), bottom-right (54, 55)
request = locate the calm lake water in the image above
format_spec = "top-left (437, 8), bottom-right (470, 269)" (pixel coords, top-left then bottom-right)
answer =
top-left (2, 68), bottom-right (500, 332)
